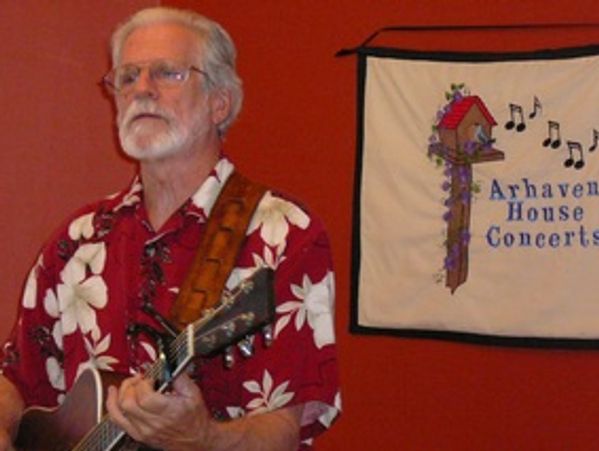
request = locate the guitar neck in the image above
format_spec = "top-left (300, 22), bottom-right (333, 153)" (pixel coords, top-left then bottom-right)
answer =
top-left (72, 418), bottom-right (124, 451)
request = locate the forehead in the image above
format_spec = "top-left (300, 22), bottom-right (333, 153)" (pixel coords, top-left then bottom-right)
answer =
top-left (120, 22), bottom-right (201, 64)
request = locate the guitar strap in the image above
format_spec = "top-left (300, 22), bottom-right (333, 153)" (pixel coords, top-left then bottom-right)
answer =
top-left (169, 170), bottom-right (268, 330)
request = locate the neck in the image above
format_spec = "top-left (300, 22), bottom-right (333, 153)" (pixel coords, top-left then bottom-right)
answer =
top-left (140, 140), bottom-right (220, 231)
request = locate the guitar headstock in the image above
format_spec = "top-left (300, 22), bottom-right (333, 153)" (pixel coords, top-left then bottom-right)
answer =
top-left (192, 267), bottom-right (275, 358)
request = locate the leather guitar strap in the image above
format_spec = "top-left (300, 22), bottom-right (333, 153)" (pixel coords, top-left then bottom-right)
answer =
top-left (169, 170), bottom-right (267, 330)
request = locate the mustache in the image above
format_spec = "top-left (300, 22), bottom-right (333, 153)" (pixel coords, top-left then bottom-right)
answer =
top-left (119, 100), bottom-right (174, 128)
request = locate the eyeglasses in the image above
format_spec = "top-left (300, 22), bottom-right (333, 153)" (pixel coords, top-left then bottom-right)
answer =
top-left (102, 59), bottom-right (210, 94)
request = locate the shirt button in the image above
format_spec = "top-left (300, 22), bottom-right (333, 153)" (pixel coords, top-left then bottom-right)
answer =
top-left (144, 243), bottom-right (156, 257)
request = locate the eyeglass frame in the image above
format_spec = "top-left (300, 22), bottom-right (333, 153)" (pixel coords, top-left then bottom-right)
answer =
top-left (101, 59), bottom-right (212, 95)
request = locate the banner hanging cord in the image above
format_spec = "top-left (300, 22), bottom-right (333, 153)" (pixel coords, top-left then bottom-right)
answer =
top-left (336, 22), bottom-right (599, 57)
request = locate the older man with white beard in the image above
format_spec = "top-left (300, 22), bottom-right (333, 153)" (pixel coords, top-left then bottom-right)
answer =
top-left (0, 7), bottom-right (340, 451)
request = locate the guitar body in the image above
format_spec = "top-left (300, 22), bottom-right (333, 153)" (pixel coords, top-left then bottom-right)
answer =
top-left (13, 268), bottom-right (274, 451)
top-left (15, 369), bottom-right (125, 451)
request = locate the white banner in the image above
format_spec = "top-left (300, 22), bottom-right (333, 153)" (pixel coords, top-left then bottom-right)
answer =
top-left (353, 46), bottom-right (599, 344)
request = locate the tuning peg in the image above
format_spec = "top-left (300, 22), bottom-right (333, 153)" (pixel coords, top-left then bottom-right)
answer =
top-left (240, 279), bottom-right (255, 294)
top-left (238, 336), bottom-right (254, 358)
top-left (222, 321), bottom-right (237, 339)
top-left (262, 324), bottom-right (274, 347)
top-left (223, 346), bottom-right (235, 368)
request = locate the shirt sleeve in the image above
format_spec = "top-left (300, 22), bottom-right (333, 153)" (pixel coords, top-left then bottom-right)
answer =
top-left (273, 218), bottom-right (341, 443)
top-left (0, 203), bottom-right (99, 408)
top-left (1, 238), bottom-right (66, 408)
top-left (220, 193), bottom-right (342, 445)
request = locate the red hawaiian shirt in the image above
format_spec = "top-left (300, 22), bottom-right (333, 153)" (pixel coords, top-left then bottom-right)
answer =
top-left (1, 157), bottom-right (340, 448)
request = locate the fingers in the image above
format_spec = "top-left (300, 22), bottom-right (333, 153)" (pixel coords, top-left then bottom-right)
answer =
top-left (106, 384), bottom-right (127, 423)
top-left (171, 373), bottom-right (210, 420)
top-left (106, 375), bottom-right (164, 442)
top-left (106, 384), bottom-right (144, 441)
top-left (171, 372), bottom-right (200, 398)
top-left (120, 375), bottom-right (159, 413)
top-left (105, 373), bottom-right (208, 448)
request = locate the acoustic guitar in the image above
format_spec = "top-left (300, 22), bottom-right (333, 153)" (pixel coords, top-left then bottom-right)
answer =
top-left (15, 267), bottom-right (274, 450)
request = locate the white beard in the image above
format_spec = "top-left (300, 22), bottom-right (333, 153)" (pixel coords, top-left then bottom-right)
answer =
top-left (117, 100), bottom-right (196, 161)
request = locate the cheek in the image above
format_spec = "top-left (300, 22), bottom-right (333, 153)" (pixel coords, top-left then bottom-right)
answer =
top-left (184, 97), bottom-right (210, 123)
top-left (115, 100), bottom-right (130, 124)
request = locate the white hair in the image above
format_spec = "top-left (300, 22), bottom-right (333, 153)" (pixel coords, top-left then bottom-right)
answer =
top-left (110, 7), bottom-right (243, 135)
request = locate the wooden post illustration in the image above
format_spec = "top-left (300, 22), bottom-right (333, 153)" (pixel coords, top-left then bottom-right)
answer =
top-left (428, 96), bottom-right (504, 293)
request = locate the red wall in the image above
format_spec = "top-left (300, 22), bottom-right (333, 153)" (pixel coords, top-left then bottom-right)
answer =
top-left (0, 0), bottom-right (155, 337)
top-left (2, 1), bottom-right (599, 450)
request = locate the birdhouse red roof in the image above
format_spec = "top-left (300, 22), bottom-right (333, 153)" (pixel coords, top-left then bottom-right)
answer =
top-left (438, 95), bottom-right (497, 129)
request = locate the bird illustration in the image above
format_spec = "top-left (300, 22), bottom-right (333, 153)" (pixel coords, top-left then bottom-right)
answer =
top-left (474, 123), bottom-right (495, 146)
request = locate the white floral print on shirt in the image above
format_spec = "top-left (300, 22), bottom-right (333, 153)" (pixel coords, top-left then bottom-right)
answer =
top-left (275, 271), bottom-right (335, 349)
top-left (247, 191), bottom-right (310, 254)
top-left (246, 369), bottom-right (295, 414)
top-left (56, 242), bottom-right (108, 336)
top-left (224, 370), bottom-right (295, 419)
top-left (113, 179), bottom-right (143, 212)
top-left (191, 158), bottom-right (234, 215)
top-left (68, 212), bottom-right (95, 241)
top-left (43, 288), bottom-right (63, 351)
top-left (22, 255), bottom-right (43, 309)
top-left (75, 329), bottom-right (119, 379)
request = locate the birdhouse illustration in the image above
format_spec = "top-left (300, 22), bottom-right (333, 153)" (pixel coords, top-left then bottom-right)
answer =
top-left (435, 95), bottom-right (503, 164)
top-left (428, 94), bottom-right (505, 294)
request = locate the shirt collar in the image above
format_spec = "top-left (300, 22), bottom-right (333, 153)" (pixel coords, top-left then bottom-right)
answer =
top-left (107, 155), bottom-right (236, 222)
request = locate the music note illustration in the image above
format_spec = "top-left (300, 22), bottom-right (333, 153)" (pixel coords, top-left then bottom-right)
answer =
top-left (542, 121), bottom-right (562, 149)
top-left (564, 141), bottom-right (584, 170)
top-left (528, 96), bottom-right (542, 119)
top-left (504, 103), bottom-right (526, 132)
top-left (589, 129), bottom-right (599, 152)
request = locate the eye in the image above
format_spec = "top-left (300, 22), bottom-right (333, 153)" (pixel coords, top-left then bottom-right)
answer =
top-left (116, 66), bottom-right (139, 88)
top-left (154, 63), bottom-right (186, 83)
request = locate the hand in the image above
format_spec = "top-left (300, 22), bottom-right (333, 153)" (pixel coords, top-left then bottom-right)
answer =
top-left (105, 373), bottom-right (214, 450)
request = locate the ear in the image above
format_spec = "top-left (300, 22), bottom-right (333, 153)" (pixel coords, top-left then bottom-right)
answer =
top-left (209, 88), bottom-right (232, 128)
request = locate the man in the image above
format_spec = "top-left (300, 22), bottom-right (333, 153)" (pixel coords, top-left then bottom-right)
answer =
top-left (0, 7), bottom-right (340, 450)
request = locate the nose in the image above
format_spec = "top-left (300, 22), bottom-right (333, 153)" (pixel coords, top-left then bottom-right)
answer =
top-left (130, 67), bottom-right (159, 100)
